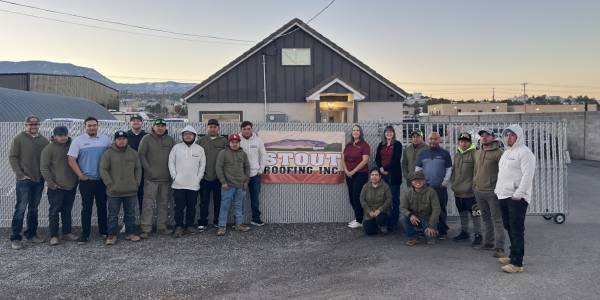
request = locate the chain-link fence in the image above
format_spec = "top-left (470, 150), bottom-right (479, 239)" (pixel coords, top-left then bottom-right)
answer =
top-left (0, 120), bottom-right (568, 227)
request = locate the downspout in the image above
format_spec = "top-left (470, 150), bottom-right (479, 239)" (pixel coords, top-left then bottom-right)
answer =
top-left (262, 54), bottom-right (268, 122)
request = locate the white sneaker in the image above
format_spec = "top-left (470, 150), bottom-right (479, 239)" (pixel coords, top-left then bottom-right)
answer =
top-left (348, 222), bottom-right (363, 229)
top-left (348, 220), bottom-right (357, 226)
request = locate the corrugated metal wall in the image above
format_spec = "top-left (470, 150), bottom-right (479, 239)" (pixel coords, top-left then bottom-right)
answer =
top-left (0, 121), bottom-right (568, 227)
top-left (29, 75), bottom-right (119, 109)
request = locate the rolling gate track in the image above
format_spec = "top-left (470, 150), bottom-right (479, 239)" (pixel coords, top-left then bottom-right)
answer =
top-left (0, 121), bottom-right (568, 227)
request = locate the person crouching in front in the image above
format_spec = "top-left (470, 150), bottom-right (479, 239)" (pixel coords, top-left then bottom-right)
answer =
top-left (401, 171), bottom-right (440, 246)
top-left (360, 168), bottom-right (392, 235)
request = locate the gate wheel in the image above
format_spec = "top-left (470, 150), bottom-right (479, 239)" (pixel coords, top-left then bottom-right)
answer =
top-left (553, 214), bottom-right (566, 224)
top-left (542, 215), bottom-right (553, 220)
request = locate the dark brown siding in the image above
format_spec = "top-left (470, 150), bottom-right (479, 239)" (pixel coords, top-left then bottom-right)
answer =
top-left (188, 29), bottom-right (402, 103)
top-left (0, 74), bottom-right (28, 91)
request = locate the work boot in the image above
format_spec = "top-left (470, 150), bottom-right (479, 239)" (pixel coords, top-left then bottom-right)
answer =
top-left (11, 240), bottom-right (23, 250)
top-left (493, 248), bottom-right (506, 258)
top-left (185, 227), bottom-right (197, 235)
top-left (498, 257), bottom-right (511, 265)
top-left (125, 234), bottom-right (141, 242)
top-left (49, 237), bottom-right (60, 246)
top-left (233, 224), bottom-right (251, 232)
top-left (452, 231), bottom-right (470, 242)
top-left (105, 235), bottom-right (117, 246)
top-left (406, 238), bottom-right (418, 246)
top-left (501, 264), bottom-right (524, 273)
top-left (173, 227), bottom-right (184, 238)
top-left (471, 233), bottom-right (483, 247)
top-left (27, 236), bottom-right (45, 244)
top-left (379, 226), bottom-right (388, 234)
top-left (217, 227), bottom-right (227, 236)
top-left (139, 232), bottom-right (149, 239)
top-left (77, 237), bottom-right (89, 245)
top-left (479, 243), bottom-right (494, 251)
top-left (62, 233), bottom-right (79, 241)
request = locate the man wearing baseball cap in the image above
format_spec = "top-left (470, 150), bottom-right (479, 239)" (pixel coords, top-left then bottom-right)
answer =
top-left (215, 133), bottom-right (251, 236)
top-left (100, 131), bottom-right (142, 245)
top-left (451, 132), bottom-right (482, 245)
top-left (127, 115), bottom-right (147, 212)
top-left (197, 119), bottom-right (228, 230)
top-left (473, 128), bottom-right (505, 257)
top-left (402, 129), bottom-right (429, 186)
top-left (138, 118), bottom-right (175, 238)
top-left (400, 171), bottom-right (440, 246)
top-left (8, 115), bottom-right (49, 249)
top-left (40, 126), bottom-right (79, 246)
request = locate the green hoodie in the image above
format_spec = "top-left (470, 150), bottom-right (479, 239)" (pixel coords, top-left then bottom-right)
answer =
top-left (360, 181), bottom-right (392, 220)
top-left (473, 140), bottom-right (503, 192)
top-left (9, 131), bottom-right (49, 182)
top-left (216, 147), bottom-right (250, 188)
top-left (138, 132), bottom-right (175, 182)
top-left (198, 135), bottom-right (228, 181)
top-left (400, 186), bottom-right (440, 226)
top-left (100, 144), bottom-right (142, 197)
top-left (40, 137), bottom-right (78, 190)
top-left (451, 144), bottom-right (476, 198)
top-left (401, 142), bottom-right (429, 181)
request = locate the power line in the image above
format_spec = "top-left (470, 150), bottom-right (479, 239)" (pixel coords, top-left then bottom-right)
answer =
top-left (0, 8), bottom-right (253, 45)
top-left (307, 0), bottom-right (337, 23)
top-left (0, 0), bottom-right (256, 43)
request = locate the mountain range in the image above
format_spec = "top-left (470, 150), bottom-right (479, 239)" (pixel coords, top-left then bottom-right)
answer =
top-left (0, 60), bottom-right (196, 93)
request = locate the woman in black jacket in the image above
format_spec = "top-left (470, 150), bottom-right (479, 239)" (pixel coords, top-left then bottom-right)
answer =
top-left (375, 126), bottom-right (403, 231)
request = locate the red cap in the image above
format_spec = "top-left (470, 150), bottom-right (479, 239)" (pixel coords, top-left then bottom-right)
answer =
top-left (227, 133), bottom-right (241, 141)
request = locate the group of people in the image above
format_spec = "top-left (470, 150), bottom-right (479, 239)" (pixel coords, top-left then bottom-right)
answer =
top-left (8, 115), bottom-right (535, 273)
top-left (343, 124), bottom-right (535, 273)
top-left (8, 115), bottom-right (267, 248)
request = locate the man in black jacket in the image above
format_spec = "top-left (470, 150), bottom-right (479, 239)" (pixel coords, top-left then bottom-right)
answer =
top-left (126, 115), bottom-right (147, 212)
top-left (375, 126), bottom-right (403, 231)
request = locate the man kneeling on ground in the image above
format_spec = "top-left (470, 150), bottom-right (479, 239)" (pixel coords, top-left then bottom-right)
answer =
top-left (100, 131), bottom-right (142, 245)
top-left (360, 168), bottom-right (392, 235)
top-left (401, 171), bottom-right (440, 246)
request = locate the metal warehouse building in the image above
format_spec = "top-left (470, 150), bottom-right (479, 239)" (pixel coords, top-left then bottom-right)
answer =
top-left (0, 73), bottom-right (119, 110)
top-left (183, 18), bottom-right (408, 123)
top-left (0, 87), bottom-right (116, 122)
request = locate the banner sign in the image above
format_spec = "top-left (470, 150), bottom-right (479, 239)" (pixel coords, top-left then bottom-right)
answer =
top-left (260, 130), bottom-right (345, 184)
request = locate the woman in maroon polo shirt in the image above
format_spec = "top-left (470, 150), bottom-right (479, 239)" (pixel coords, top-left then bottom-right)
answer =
top-left (375, 126), bottom-right (403, 231)
top-left (342, 124), bottom-right (371, 228)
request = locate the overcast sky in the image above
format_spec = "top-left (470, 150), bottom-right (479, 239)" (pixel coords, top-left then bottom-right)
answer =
top-left (1, 0), bottom-right (599, 99)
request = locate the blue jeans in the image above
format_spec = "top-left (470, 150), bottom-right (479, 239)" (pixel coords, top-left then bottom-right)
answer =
top-left (382, 176), bottom-right (401, 230)
top-left (107, 196), bottom-right (138, 236)
top-left (11, 179), bottom-right (44, 241)
top-left (433, 187), bottom-right (449, 235)
top-left (248, 175), bottom-right (262, 223)
top-left (218, 187), bottom-right (246, 226)
top-left (403, 215), bottom-right (431, 238)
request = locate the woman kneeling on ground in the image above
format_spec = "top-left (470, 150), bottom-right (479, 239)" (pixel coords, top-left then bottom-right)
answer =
top-left (360, 168), bottom-right (392, 235)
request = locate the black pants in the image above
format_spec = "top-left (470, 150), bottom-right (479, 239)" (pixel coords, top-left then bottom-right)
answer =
top-left (433, 187), bottom-right (449, 235)
top-left (500, 198), bottom-right (529, 267)
top-left (79, 180), bottom-right (107, 239)
top-left (137, 171), bottom-right (145, 212)
top-left (174, 189), bottom-right (199, 228)
top-left (47, 187), bottom-right (77, 237)
top-left (198, 179), bottom-right (221, 226)
top-left (363, 213), bottom-right (389, 235)
top-left (345, 172), bottom-right (368, 223)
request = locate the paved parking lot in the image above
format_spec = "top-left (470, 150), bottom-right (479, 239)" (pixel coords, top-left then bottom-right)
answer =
top-left (1, 160), bottom-right (599, 299)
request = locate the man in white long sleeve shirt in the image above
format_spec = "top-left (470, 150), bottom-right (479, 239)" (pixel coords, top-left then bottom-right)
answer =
top-left (416, 132), bottom-right (453, 239)
top-left (239, 121), bottom-right (268, 226)
top-left (495, 124), bottom-right (536, 273)
top-left (168, 125), bottom-right (206, 237)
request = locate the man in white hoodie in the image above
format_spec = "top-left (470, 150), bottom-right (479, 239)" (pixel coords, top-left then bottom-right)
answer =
top-left (168, 126), bottom-right (206, 237)
top-left (240, 121), bottom-right (267, 226)
top-left (494, 124), bottom-right (536, 273)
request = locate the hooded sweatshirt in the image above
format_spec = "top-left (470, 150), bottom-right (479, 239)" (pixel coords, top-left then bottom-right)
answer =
top-left (400, 186), bottom-right (440, 226)
top-left (495, 124), bottom-right (536, 203)
top-left (451, 143), bottom-right (476, 198)
top-left (100, 144), bottom-right (142, 197)
top-left (9, 131), bottom-right (49, 182)
top-left (198, 134), bottom-right (228, 182)
top-left (473, 140), bottom-right (503, 192)
top-left (138, 130), bottom-right (175, 182)
top-left (360, 181), bottom-right (392, 220)
top-left (240, 132), bottom-right (267, 177)
top-left (216, 146), bottom-right (250, 188)
top-left (168, 125), bottom-right (206, 191)
top-left (401, 142), bottom-right (429, 181)
top-left (40, 137), bottom-right (78, 190)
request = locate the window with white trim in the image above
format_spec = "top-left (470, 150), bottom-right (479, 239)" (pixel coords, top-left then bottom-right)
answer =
top-left (282, 48), bottom-right (311, 66)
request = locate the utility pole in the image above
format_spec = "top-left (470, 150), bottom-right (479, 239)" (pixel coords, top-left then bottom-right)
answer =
top-left (492, 88), bottom-right (495, 101)
top-left (521, 82), bottom-right (528, 102)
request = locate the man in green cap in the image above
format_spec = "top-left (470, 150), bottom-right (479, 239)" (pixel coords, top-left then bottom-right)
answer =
top-left (138, 118), bottom-right (175, 238)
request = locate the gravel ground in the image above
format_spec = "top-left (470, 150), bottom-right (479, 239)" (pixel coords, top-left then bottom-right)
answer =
top-left (1, 160), bottom-right (599, 300)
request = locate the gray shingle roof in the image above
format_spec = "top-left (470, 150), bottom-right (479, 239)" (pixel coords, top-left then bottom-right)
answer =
top-left (0, 87), bottom-right (115, 122)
